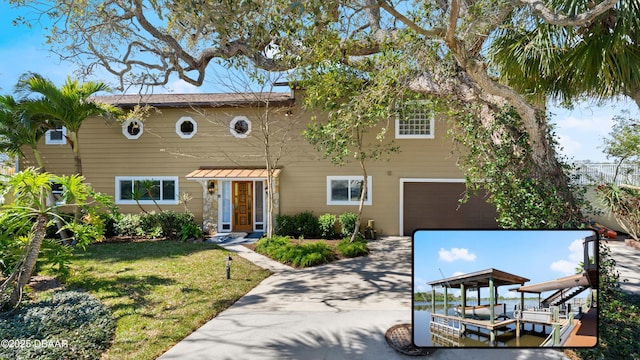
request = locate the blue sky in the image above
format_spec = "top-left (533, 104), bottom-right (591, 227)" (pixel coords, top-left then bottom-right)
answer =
top-left (413, 229), bottom-right (596, 297)
top-left (1, 2), bottom-right (639, 162)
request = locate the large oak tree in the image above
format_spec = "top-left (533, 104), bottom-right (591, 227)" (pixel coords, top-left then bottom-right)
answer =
top-left (9, 0), bottom-right (622, 226)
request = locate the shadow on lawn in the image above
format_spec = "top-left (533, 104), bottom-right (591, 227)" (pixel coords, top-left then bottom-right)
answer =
top-left (66, 274), bottom-right (177, 319)
top-left (73, 240), bottom-right (225, 263)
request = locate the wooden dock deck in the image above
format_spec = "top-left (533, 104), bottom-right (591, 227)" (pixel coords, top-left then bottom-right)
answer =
top-left (429, 309), bottom-right (583, 347)
top-left (563, 308), bottom-right (597, 347)
top-left (430, 313), bottom-right (518, 343)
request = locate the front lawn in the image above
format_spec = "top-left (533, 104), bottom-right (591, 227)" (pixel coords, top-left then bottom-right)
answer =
top-left (62, 240), bottom-right (271, 359)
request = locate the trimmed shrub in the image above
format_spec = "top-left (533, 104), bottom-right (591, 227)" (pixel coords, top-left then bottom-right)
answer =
top-left (255, 237), bottom-right (334, 267)
top-left (274, 215), bottom-right (296, 237)
top-left (114, 213), bottom-right (143, 237)
top-left (339, 211), bottom-right (358, 238)
top-left (255, 236), bottom-right (291, 257)
top-left (318, 213), bottom-right (337, 239)
top-left (283, 242), bottom-right (334, 267)
top-left (336, 238), bottom-right (369, 258)
top-left (0, 290), bottom-right (115, 360)
top-left (293, 212), bottom-right (319, 238)
top-left (112, 211), bottom-right (199, 239)
top-left (179, 222), bottom-right (204, 241)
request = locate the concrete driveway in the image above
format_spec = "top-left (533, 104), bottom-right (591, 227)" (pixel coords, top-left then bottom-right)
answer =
top-left (159, 237), bottom-right (570, 360)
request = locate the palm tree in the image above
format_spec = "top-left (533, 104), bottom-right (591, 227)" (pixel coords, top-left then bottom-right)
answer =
top-left (16, 73), bottom-right (121, 176)
top-left (0, 168), bottom-right (112, 309)
top-left (0, 95), bottom-right (48, 170)
top-left (489, 0), bottom-right (640, 108)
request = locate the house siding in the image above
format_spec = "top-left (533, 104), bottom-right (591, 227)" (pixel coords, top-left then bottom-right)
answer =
top-left (20, 93), bottom-right (475, 236)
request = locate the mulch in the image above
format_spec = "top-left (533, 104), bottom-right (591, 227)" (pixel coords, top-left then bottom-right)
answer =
top-left (27, 275), bottom-right (64, 292)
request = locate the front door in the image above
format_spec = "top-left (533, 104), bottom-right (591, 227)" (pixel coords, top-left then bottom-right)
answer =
top-left (232, 181), bottom-right (253, 232)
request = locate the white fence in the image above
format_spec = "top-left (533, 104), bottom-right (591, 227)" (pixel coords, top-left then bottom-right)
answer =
top-left (572, 163), bottom-right (640, 186)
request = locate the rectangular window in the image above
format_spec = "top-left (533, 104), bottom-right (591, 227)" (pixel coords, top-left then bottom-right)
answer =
top-left (221, 181), bottom-right (231, 230)
top-left (50, 182), bottom-right (65, 205)
top-left (115, 176), bottom-right (179, 205)
top-left (327, 176), bottom-right (372, 206)
top-left (255, 180), bottom-right (264, 230)
top-left (45, 127), bottom-right (67, 145)
top-left (395, 100), bottom-right (434, 139)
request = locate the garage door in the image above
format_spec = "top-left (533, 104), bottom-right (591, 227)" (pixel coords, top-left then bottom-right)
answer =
top-left (402, 182), bottom-right (497, 235)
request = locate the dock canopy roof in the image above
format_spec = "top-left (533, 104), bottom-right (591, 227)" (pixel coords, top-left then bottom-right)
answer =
top-left (427, 268), bottom-right (530, 289)
top-left (515, 273), bottom-right (590, 294)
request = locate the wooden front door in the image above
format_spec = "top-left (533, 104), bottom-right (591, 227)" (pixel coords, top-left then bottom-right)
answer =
top-left (232, 181), bottom-right (253, 232)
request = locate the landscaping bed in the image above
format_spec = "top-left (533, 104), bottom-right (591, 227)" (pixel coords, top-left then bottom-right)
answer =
top-left (245, 236), bottom-right (369, 268)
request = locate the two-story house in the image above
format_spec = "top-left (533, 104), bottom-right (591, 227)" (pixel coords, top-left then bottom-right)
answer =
top-left (19, 88), bottom-right (497, 236)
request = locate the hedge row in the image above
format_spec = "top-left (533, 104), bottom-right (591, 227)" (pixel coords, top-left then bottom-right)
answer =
top-left (275, 211), bottom-right (358, 239)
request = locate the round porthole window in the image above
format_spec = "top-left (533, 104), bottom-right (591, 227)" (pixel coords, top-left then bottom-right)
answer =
top-left (176, 116), bottom-right (197, 139)
top-left (230, 116), bottom-right (251, 138)
top-left (122, 119), bottom-right (143, 140)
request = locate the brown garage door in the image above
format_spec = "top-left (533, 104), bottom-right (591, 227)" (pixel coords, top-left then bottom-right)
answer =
top-left (403, 182), bottom-right (497, 235)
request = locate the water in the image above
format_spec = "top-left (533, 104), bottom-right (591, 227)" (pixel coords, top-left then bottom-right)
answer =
top-left (413, 300), bottom-right (581, 347)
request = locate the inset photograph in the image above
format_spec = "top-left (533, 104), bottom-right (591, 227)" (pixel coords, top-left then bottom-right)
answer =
top-left (413, 229), bottom-right (598, 348)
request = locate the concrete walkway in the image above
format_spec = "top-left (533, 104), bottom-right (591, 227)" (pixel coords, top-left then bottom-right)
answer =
top-left (159, 237), bottom-right (569, 360)
top-left (604, 239), bottom-right (640, 295)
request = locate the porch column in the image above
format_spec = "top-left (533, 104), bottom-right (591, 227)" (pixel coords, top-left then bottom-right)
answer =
top-left (431, 287), bottom-right (436, 314)
top-left (460, 283), bottom-right (466, 318)
top-left (198, 179), bottom-right (218, 235)
top-left (489, 277), bottom-right (495, 325)
top-left (444, 286), bottom-right (448, 316)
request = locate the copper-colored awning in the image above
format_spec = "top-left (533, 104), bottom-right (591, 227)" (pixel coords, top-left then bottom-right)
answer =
top-left (186, 167), bottom-right (281, 179)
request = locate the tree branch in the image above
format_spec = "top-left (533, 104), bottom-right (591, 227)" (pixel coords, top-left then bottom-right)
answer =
top-left (377, 1), bottom-right (446, 37)
top-left (521, 0), bottom-right (618, 26)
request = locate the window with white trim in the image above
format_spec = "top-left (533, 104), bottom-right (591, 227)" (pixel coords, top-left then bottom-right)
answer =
top-left (327, 176), bottom-right (372, 205)
top-left (176, 116), bottom-right (197, 139)
top-left (395, 100), bottom-right (434, 139)
top-left (115, 176), bottom-right (178, 205)
top-left (50, 181), bottom-right (65, 205)
top-left (45, 127), bottom-right (67, 145)
top-left (122, 119), bottom-right (144, 139)
top-left (230, 116), bottom-right (251, 138)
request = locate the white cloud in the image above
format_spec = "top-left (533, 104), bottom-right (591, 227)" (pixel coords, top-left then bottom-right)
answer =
top-left (165, 79), bottom-right (202, 94)
top-left (549, 239), bottom-right (585, 276)
top-left (568, 239), bottom-right (584, 262)
top-left (555, 133), bottom-right (583, 158)
top-left (439, 248), bottom-right (476, 262)
top-left (452, 271), bottom-right (465, 277)
top-left (550, 260), bottom-right (577, 276)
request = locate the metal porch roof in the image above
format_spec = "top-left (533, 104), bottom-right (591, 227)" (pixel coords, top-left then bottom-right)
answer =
top-left (186, 168), bottom-right (281, 179)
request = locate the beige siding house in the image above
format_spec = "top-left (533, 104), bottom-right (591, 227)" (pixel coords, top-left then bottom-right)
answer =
top-left (19, 89), bottom-right (496, 236)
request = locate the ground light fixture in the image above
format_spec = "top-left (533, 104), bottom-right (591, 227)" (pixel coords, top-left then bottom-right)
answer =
top-left (226, 255), bottom-right (233, 280)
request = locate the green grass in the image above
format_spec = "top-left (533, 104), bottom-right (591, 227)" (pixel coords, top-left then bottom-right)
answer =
top-left (60, 240), bottom-right (271, 360)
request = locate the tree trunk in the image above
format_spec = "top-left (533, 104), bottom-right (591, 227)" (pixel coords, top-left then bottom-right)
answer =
top-left (351, 158), bottom-right (368, 243)
top-left (70, 131), bottom-right (82, 176)
top-left (8, 214), bottom-right (48, 308)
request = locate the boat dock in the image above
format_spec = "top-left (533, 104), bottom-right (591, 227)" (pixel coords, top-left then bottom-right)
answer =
top-left (424, 262), bottom-right (598, 347)
top-left (428, 306), bottom-right (578, 346)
